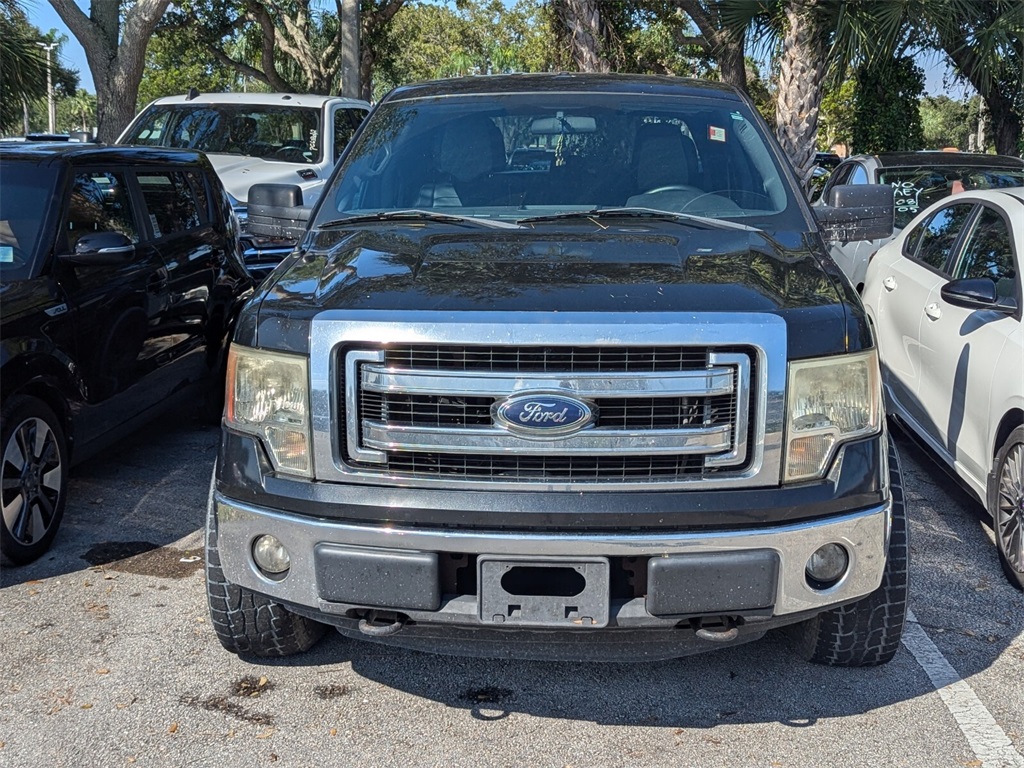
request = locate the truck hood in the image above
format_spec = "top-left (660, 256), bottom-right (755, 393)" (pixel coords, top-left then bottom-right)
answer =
top-left (249, 222), bottom-right (864, 358)
top-left (205, 154), bottom-right (325, 205)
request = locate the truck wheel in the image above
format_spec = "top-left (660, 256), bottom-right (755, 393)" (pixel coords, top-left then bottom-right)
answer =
top-left (794, 439), bottom-right (909, 667)
top-left (1, 396), bottom-right (69, 565)
top-left (991, 426), bottom-right (1024, 591)
top-left (205, 480), bottom-right (326, 656)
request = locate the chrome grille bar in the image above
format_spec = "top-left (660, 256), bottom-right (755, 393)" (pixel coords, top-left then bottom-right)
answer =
top-left (361, 367), bottom-right (735, 398)
top-left (362, 422), bottom-right (733, 455)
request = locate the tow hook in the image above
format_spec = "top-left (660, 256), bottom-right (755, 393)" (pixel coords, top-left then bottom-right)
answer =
top-left (694, 616), bottom-right (740, 642)
top-left (357, 611), bottom-right (408, 637)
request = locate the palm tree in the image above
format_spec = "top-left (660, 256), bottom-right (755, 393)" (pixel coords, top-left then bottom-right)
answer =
top-left (0, 2), bottom-right (47, 134)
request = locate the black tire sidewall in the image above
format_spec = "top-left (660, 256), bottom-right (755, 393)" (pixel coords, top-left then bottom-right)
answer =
top-left (0, 395), bottom-right (70, 565)
top-left (991, 426), bottom-right (1024, 590)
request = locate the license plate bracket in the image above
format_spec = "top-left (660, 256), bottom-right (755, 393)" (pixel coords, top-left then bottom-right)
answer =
top-left (478, 555), bottom-right (610, 628)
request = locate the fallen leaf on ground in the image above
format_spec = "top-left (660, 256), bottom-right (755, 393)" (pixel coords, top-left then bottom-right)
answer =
top-left (168, 723), bottom-right (178, 734)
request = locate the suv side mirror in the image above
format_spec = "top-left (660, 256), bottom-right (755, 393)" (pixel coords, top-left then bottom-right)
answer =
top-left (246, 183), bottom-right (310, 240)
top-left (60, 231), bottom-right (136, 265)
top-left (940, 278), bottom-right (1017, 313)
top-left (815, 184), bottom-right (894, 243)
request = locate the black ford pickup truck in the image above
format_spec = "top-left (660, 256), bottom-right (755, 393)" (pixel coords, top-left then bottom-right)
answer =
top-left (207, 73), bottom-right (905, 665)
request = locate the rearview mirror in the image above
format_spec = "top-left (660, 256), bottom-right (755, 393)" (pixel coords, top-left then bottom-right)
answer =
top-left (530, 115), bottom-right (596, 135)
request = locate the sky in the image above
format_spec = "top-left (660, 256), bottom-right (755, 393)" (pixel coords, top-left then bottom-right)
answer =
top-left (27, 1), bottom-right (971, 100)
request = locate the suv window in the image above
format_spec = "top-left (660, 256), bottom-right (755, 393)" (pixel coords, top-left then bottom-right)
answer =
top-left (954, 206), bottom-right (1016, 296)
top-left (323, 94), bottom-right (794, 224)
top-left (333, 107), bottom-right (366, 162)
top-left (65, 171), bottom-right (139, 250)
top-left (124, 104), bottom-right (323, 164)
top-left (908, 202), bottom-right (975, 273)
top-left (0, 161), bottom-right (60, 277)
top-left (137, 171), bottom-right (202, 238)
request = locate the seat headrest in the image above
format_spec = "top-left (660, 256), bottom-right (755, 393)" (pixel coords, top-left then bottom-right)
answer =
top-left (634, 123), bottom-right (691, 191)
top-left (438, 116), bottom-right (505, 182)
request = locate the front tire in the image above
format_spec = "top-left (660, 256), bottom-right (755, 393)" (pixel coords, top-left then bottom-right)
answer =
top-left (1, 396), bottom-right (69, 565)
top-left (794, 438), bottom-right (909, 666)
top-left (205, 474), bottom-right (326, 656)
top-left (991, 426), bottom-right (1024, 591)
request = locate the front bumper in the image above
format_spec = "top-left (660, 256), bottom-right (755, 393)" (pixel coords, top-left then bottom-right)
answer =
top-left (214, 492), bottom-right (891, 635)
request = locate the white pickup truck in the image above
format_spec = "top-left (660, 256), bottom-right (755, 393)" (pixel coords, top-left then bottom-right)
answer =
top-left (117, 91), bottom-right (370, 277)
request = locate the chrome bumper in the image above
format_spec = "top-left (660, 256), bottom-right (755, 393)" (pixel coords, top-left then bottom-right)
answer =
top-left (213, 493), bottom-right (891, 621)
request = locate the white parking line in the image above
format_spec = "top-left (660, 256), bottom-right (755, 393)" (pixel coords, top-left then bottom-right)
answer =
top-left (903, 609), bottom-right (1024, 768)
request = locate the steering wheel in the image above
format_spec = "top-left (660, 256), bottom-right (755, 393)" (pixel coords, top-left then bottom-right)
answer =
top-left (274, 146), bottom-right (310, 162)
top-left (641, 184), bottom-right (703, 196)
top-left (681, 189), bottom-right (772, 211)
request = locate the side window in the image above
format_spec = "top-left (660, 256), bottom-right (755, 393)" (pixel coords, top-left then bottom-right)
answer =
top-left (137, 171), bottom-right (202, 238)
top-left (65, 171), bottom-right (138, 249)
top-left (334, 108), bottom-right (366, 162)
top-left (849, 164), bottom-right (869, 185)
top-left (954, 206), bottom-right (1016, 297)
top-left (185, 170), bottom-right (211, 222)
top-left (910, 202), bottom-right (975, 273)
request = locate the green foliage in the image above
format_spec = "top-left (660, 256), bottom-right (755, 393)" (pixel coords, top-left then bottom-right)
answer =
top-left (137, 27), bottom-right (236, 108)
top-left (818, 77), bottom-right (854, 151)
top-left (919, 95), bottom-right (972, 150)
top-left (56, 89), bottom-right (96, 133)
top-left (1, 3), bottom-right (80, 135)
top-left (852, 55), bottom-right (924, 153)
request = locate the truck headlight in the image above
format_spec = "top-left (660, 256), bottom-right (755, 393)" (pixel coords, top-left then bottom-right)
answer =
top-left (784, 349), bottom-right (881, 482)
top-left (226, 345), bottom-right (312, 477)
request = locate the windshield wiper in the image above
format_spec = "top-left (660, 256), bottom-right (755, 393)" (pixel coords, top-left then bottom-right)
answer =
top-left (319, 210), bottom-right (513, 229)
top-left (516, 207), bottom-right (760, 232)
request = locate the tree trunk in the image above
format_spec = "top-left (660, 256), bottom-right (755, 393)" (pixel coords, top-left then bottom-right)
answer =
top-left (558, 0), bottom-right (610, 73)
top-left (50, 0), bottom-right (170, 142)
top-left (775, 0), bottom-right (830, 190)
top-left (340, 0), bottom-right (361, 98)
top-left (716, 32), bottom-right (747, 93)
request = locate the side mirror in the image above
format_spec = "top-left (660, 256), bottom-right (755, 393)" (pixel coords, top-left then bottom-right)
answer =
top-left (246, 183), bottom-right (310, 240)
top-left (60, 231), bottom-right (136, 265)
top-left (940, 278), bottom-right (1016, 313)
top-left (816, 184), bottom-right (894, 243)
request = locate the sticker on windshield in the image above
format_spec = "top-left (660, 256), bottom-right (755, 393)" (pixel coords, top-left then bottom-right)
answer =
top-left (150, 214), bottom-right (162, 239)
top-left (709, 126), bottom-right (726, 142)
top-left (0, 246), bottom-right (13, 263)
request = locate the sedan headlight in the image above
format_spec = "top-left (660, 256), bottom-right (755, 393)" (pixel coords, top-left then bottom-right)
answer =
top-left (226, 345), bottom-right (312, 477)
top-left (784, 349), bottom-right (881, 482)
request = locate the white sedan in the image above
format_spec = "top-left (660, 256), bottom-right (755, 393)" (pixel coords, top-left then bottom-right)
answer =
top-left (862, 187), bottom-right (1023, 590)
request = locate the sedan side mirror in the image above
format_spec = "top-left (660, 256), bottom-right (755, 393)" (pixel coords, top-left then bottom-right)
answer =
top-left (60, 231), bottom-right (136, 266)
top-left (940, 278), bottom-right (1017, 313)
top-left (815, 184), bottom-right (894, 243)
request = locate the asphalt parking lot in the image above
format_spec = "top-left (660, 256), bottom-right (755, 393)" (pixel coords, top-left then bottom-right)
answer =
top-left (1, 406), bottom-right (1022, 768)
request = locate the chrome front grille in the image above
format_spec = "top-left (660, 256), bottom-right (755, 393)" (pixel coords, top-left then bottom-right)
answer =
top-left (343, 344), bottom-right (753, 484)
top-left (309, 312), bottom-right (784, 490)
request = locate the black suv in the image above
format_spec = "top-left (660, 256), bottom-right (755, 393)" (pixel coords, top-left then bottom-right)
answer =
top-left (1, 144), bottom-right (253, 564)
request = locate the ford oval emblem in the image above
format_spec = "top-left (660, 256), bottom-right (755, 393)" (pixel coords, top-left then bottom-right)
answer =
top-left (493, 393), bottom-right (594, 438)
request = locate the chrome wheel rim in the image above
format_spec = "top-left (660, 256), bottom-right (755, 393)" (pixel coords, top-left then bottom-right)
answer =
top-left (997, 442), bottom-right (1024, 574)
top-left (2, 417), bottom-right (63, 546)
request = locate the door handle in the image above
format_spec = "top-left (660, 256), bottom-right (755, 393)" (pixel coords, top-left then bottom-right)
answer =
top-left (883, 276), bottom-right (897, 291)
top-left (925, 303), bottom-right (941, 321)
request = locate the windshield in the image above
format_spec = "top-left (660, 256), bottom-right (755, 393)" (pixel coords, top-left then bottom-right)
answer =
top-left (317, 92), bottom-right (796, 228)
top-left (124, 104), bottom-right (323, 164)
top-left (880, 164), bottom-right (1024, 228)
top-left (0, 160), bottom-right (59, 279)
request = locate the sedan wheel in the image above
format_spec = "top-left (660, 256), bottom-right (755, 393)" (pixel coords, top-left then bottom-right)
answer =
top-left (993, 426), bottom-right (1024, 591)
top-left (1, 396), bottom-right (69, 565)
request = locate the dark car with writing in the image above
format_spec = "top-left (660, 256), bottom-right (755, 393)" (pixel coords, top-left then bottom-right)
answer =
top-left (818, 151), bottom-right (1024, 291)
top-left (0, 143), bottom-right (253, 564)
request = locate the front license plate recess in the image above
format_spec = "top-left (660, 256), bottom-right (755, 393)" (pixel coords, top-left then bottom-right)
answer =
top-left (478, 555), bottom-right (610, 628)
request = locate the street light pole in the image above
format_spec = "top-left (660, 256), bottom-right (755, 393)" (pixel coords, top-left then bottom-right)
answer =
top-left (37, 42), bottom-right (57, 135)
